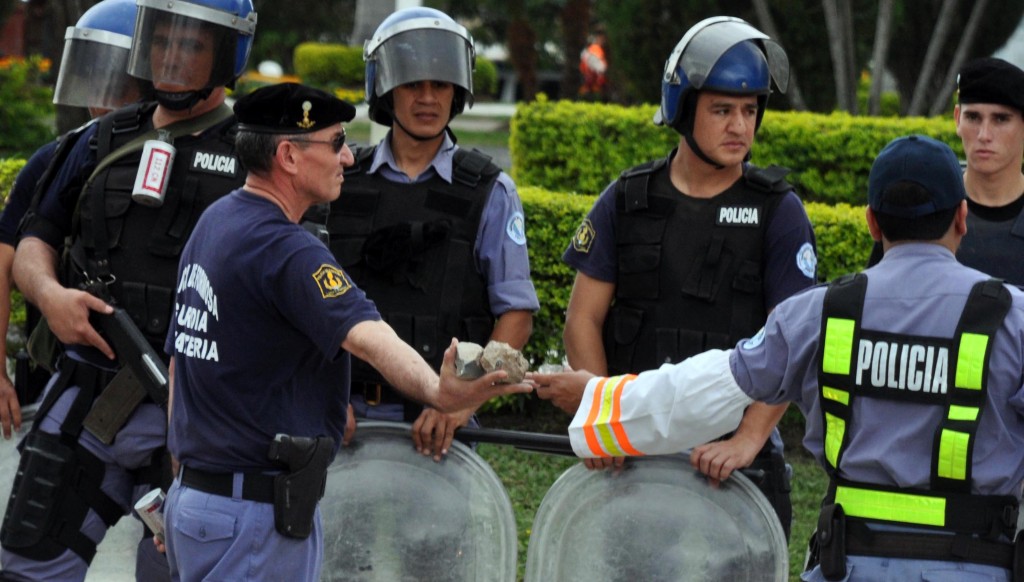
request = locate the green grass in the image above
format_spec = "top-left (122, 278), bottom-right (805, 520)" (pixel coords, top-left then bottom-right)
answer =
top-left (477, 409), bottom-right (828, 582)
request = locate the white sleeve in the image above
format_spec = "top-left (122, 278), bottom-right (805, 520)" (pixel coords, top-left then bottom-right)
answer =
top-left (567, 349), bottom-right (754, 458)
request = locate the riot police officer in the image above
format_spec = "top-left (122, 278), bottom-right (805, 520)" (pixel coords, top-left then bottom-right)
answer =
top-left (537, 135), bottom-right (1024, 581)
top-left (1, 0), bottom-right (257, 580)
top-left (329, 7), bottom-right (539, 458)
top-left (561, 16), bottom-right (816, 538)
top-left (953, 57), bottom-right (1024, 284)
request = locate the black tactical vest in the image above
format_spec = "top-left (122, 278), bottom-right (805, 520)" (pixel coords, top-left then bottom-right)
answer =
top-left (68, 102), bottom-right (242, 350)
top-left (957, 210), bottom-right (1024, 286)
top-left (603, 156), bottom-right (791, 375)
top-left (327, 146), bottom-right (500, 382)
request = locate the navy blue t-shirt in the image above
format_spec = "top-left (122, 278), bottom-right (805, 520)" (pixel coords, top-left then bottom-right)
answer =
top-left (1, 140), bottom-right (59, 246)
top-left (165, 190), bottom-right (381, 472)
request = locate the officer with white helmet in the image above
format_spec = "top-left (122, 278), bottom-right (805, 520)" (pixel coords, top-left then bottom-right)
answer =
top-left (329, 6), bottom-right (538, 458)
top-left (561, 17), bottom-right (816, 538)
top-left (537, 134), bottom-right (1024, 581)
top-left (2, 0), bottom-right (256, 580)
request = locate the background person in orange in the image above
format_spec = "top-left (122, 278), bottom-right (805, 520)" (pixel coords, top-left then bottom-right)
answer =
top-left (579, 25), bottom-right (608, 101)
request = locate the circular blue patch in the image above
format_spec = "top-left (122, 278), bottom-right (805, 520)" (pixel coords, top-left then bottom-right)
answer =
top-left (742, 327), bottom-right (766, 350)
top-left (506, 211), bottom-right (527, 246)
top-left (796, 242), bottom-right (817, 279)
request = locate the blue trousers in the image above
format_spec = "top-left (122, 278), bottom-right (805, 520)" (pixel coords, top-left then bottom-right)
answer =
top-left (801, 555), bottom-right (1012, 581)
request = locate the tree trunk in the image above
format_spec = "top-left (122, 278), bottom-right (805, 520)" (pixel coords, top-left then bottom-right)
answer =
top-left (906, 0), bottom-right (958, 116)
top-left (928, 0), bottom-right (991, 116)
top-left (751, 0), bottom-right (808, 111)
top-left (560, 0), bottom-right (589, 101)
top-left (822, 0), bottom-right (853, 112)
top-left (507, 17), bottom-right (537, 100)
top-left (867, 0), bottom-right (895, 115)
top-left (839, 0), bottom-right (857, 114)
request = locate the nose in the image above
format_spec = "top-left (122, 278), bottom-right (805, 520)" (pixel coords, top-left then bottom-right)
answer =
top-left (339, 143), bottom-right (355, 167)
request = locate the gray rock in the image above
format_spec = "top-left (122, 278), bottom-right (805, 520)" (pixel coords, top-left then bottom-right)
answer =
top-left (454, 342), bottom-right (486, 379)
top-left (479, 341), bottom-right (529, 384)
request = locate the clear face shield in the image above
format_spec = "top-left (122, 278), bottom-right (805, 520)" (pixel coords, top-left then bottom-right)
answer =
top-left (366, 21), bottom-right (474, 104)
top-left (664, 17), bottom-right (789, 94)
top-left (53, 27), bottom-right (141, 110)
top-left (127, 0), bottom-right (254, 91)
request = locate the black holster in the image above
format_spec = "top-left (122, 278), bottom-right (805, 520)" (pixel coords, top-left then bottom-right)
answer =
top-left (267, 434), bottom-right (334, 539)
top-left (814, 503), bottom-right (847, 581)
top-left (1014, 531), bottom-right (1024, 582)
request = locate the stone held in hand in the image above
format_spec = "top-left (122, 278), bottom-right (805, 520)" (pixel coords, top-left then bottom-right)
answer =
top-left (454, 342), bottom-right (486, 380)
top-left (480, 341), bottom-right (529, 384)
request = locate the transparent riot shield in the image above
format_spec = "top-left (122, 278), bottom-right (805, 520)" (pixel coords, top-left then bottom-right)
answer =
top-left (0, 404), bottom-right (141, 582)
top-left (525, 455), bottom-right (788, 581)
top-left (319, 421), bottom-right (517, 582)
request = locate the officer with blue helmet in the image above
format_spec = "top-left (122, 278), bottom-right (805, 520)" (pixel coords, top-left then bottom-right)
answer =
top-left (1, 0), bottom-right (256, 580)
top-left (562, 16), bottom-right (815, 538)
top-left (329, 6), bottom-right (539, 458)
top-left (539, 134), bottom-right (1024, 581)
top-left (0, 0), bottom-right (149, 445)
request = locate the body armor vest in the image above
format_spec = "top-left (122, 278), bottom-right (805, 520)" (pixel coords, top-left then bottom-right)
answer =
top-left (816, 273), bottom-right (1017, 537)
top-left (957, 210), bottom-right (1024, 286)
top-left (603, 157), bottom-right (790, 374)
top-left (327, 146), bottom-right (500, 384)
top-left (68, 102), bottom-right (242, 350)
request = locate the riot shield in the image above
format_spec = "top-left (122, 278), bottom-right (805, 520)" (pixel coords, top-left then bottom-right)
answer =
top-left (319, 421), bottom-right (517, 582)
top-left (525, 455), bottom-right (788, 581)
top-left (0, 404), bottom-right (140, 581)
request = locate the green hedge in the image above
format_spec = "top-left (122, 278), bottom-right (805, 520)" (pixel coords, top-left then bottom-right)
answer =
top-left (517, 186), bottom-right (872, 367)
top-left (510, 96), bottom-right (961, 206)
top-left (293, 42), bottom-right (499, 100)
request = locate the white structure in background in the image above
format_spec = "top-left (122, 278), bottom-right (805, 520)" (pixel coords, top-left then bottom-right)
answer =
top-left (994, 14), bottom-right (1024, 67)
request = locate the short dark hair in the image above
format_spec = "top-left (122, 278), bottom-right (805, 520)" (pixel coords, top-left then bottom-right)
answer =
top-left (234, 131), bottom-right (280, 174)
top-left (872, 181), bottom-right (958, 241)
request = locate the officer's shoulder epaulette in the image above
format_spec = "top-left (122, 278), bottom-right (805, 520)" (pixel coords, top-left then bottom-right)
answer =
top-left (744, 163), bottom-right (793, 194)
top-left (343, 143), bottom-right (376, 176)
top-left (452, 147), bottom-right (501, 188)
top-left (618, 157), bottom-right (666, 181)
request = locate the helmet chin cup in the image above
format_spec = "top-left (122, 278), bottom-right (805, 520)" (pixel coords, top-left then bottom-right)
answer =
top-left (154, 88), bottom-right (213, 111)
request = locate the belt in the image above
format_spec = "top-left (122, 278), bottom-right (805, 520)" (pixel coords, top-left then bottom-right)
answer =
top-left (846, 521), bottom-right (1014, 570)
top-left (179, 466), bottom-right (275, 504)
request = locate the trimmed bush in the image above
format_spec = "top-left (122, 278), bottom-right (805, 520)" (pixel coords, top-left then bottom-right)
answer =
top-left (293, 43), bottom-right (364, 89)
top-left (510, 96), bottom-right (961, 206)
top-left (0, 56), bottom-right (56, 158)
top-left (473, 57), bottom-right (498, 100)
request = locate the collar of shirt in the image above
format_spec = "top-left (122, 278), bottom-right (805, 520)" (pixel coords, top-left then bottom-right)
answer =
top-left (873, 241), bottom-right (956, 266)
top-left (368, 130), bottom-right (458, 184)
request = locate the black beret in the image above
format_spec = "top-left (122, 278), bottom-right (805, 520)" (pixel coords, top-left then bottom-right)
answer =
top-left (234, 83), bottom-right (356, 134)
top-left (957, 57), bottom-right (1024, 114)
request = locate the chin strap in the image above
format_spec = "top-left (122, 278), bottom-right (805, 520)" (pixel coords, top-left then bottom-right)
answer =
top-left (683, 133), bottom-right (726, 170)
top-left (154, 88), bottom-right (214, 112)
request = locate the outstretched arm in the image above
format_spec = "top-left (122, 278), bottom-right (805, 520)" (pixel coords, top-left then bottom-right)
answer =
top-left (690, 402), bottom-right (788, 486)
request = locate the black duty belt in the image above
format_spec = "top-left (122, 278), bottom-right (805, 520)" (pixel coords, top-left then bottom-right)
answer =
top-left (846, 520), bottom-right (1014, 570)
top-left (179, 466), bottom-right (275, 504)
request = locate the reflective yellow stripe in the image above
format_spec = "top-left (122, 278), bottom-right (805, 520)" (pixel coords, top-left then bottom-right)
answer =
top-left (955, 333), bottom-right (988, 390)
top-left (822, 318), bottom-right (856, 375)
top-left (594, 377), bottom-right (625, 457)
top-left (822, 386), bottom-right (849, 405)
top-left (835, 486), bottom-right (946, 527)
top-left (824, 412), bottom-right (845, 468)
top-left (947, 405), bottom-right (979, 422)
top-left (937, 429), bottom-right (970, 481)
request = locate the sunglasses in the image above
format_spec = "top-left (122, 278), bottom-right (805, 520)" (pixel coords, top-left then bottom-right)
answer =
top-left (289, 128), bottom-right (347, 153)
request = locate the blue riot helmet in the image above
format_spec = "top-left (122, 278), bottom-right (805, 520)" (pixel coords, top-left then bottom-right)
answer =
top-left (654, 17), bottom-right (789, 167)
top-left (364, 7), bottom-right (475, 126)
top-left (52, 0), bottom-right (145, 111)
top-left (127, 0), bottom-right (257, 110)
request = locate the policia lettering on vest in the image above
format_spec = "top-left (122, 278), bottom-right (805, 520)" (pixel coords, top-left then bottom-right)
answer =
top-left (561, 16), bottom-right (816, 539)
top-left (535, 134), bottom-right (1024, 582)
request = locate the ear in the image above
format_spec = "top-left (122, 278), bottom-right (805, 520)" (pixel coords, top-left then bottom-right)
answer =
top-left (954, 199), bottom-right (968, 236)
top-left (865, 206), bottom-right (883, 242)
top-left (275, 139), bottom-right (302, 176)
top-left (953, 104), bottom-right (963, 137)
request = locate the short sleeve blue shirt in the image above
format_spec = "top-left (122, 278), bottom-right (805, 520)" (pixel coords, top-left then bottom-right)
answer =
top-left (0, 140), bottom-right (58, 246)
top-left (165, 190), bottom-right (381, 472)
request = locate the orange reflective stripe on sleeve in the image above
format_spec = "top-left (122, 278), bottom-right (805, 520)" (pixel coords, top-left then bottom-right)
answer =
top-left (608, 375), bottom-right (643, 456)
top-left (581, 375), bottom-right (642, 457)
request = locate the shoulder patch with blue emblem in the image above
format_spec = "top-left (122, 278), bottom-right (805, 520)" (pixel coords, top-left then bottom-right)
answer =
top-left (506, 211), bottom-right (527, 245)
top-left (742, 327), bottom-right (766, 350)
top-left (797, 242), bottom-right (817, 279)
top-left (313, 264), bottom-right (352, 299)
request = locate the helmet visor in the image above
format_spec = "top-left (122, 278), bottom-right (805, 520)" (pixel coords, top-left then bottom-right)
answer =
top-left (666, 18), bottom-right (789, 94)
top-left (128, 1), bottom-right (250, 90)
top-left (368, 27), bottom-right (474, 100)
top-left (53, 27), bottom-right (141, 109)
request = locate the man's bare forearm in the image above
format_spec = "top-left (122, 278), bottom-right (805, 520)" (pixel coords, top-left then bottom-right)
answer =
top-left (13, 237), bottom-right (61, 313)
top-left (343, 320), bottom-right (440, 406)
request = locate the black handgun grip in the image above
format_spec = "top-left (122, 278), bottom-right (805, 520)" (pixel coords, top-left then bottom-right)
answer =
top-left (92, 307), bottom-right (170, 408)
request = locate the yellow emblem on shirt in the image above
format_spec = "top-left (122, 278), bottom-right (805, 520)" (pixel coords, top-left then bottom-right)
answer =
top-left (572, 218), bottom-right (596, 253)
top-left (313, 264), bottom-right (351, 298)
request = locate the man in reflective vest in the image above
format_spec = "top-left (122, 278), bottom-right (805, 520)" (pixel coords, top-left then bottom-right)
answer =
top-left (535, 135), bottom-right (1024, 581)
